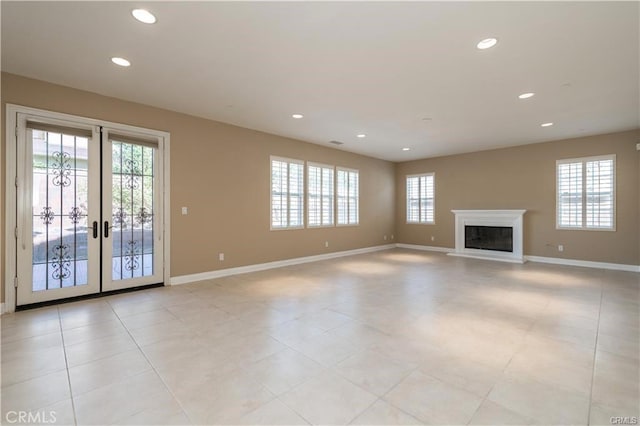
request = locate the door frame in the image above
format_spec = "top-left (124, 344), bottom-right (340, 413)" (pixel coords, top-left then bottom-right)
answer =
top-left (4, 104), bottom-right (171, 313)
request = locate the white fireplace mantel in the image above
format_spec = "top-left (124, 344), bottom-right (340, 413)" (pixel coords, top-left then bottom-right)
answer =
top-left (448, 209), bottom-right (527, 263)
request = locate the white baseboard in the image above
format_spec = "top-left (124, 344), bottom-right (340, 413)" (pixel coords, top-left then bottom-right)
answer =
top-left (448, 252), bottom-right (525, 264)
top-left (395, 243), bottom-right (454, 253)
top-left (524, 255), bottom-right (640, 273)
top-left (394, 244), bottom-right (639, 272)
top-left (171, 244), bottom-right (396, 285)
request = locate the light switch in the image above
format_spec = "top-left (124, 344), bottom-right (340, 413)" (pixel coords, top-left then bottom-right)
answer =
top-left (181, 207), bottom-right (188, 215)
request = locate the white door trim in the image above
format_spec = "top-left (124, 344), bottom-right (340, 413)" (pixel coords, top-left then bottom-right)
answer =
top-left (4, 104), bottom-right (171, 313)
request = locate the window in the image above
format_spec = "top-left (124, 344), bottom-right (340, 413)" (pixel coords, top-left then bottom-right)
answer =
top-left (406, 173), bottom-right (435, 223)
top-left (308, 163), bottom-right (334, 227)
top-left (336, 168), bottom-right (359, 225)
top-left (271, 157), bottom-right (304, 229)
top-left (557, 155), bottom-right (615, 230)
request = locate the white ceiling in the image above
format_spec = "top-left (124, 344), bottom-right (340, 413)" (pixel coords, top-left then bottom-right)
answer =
top-left (2, 1), bottom-right (638, 161)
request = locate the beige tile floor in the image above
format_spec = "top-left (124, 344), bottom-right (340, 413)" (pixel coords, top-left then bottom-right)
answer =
top-left (1, 249), bottom-right (639, 425)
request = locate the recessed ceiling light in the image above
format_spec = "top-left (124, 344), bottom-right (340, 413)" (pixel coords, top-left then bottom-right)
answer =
top-left (477, 38), bottom-right (498, 50)
top-left (518, 92), bottom-right (535, 99)
top-left (357, 134), bottom-right (366, 138)
top-left (291, 114), bottom-right (304, 119)
top-left (541, 122), bottom-right (554, 127)
top-left (111, 57), bottom-right (131, 67)
top-left (402, 147), bottom-right (410, 151)
top-left (132, 9), bottom-right (156, 24)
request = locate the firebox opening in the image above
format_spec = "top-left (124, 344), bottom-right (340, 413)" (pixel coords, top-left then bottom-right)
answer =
top-left (465, 225), bottom-right (513, 252)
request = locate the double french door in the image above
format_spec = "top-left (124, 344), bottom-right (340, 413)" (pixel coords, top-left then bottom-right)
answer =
top-left (15, 113), bottom-right (164, 306)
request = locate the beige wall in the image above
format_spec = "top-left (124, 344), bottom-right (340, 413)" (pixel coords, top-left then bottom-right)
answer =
top-left (1, 73), bottom-right (396, 302)
top-left (395, 130), bottom-right (640, 265)
top-left (2, 72), bottom-right (638, 305)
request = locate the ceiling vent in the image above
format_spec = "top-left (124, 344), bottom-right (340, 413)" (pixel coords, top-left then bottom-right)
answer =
top-left (329, 140), bottom-right (344, 145)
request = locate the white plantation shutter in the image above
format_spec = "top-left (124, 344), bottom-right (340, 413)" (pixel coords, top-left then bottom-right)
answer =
top-left (308, 163), bottom-right (334, 227)
top-left (557, 162), bottom-right (583, 227)
top-left (407, 176), bottom-right (420, 222)
top-left (337, 168), bottom-right (359, 225)
top-left (557, 155), bottom-right (615, 230)
top-left (271, 157), bottom-right (304, 229)
top-left (406, 173), bottom-right (434, 223)
top-left (337, 171), bottom-right (347, 225)
top-left (348, 171), bottom-right (359, 224)
top-left (586, 158), bottom-right (614, 228)
top-left (322, 167), bottom-right (334, 226)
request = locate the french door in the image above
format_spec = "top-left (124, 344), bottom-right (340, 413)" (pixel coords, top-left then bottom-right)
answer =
top-left (15, 113), bottom-right (164, 306)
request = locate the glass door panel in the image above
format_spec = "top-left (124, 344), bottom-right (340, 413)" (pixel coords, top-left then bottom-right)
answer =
top-left (17, 121), bottom-right (101, 305)
top-left (102, 131), bottom-right (163, 291)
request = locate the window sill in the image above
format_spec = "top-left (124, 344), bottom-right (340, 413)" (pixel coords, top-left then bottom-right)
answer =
top-left (556, 226), bottom-right (616, 232)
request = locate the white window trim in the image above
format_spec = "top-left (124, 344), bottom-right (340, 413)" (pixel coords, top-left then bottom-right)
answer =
top-left (556, 154), bottom-right (616, 231)
top-left (406, 172), bottom-right (436, 225)
top-left (336, 166), bottom-right (359, 227)
top-left (307, 161), bottom-right (335, 228)
top-left (270, 155), bottom-right (305, 231)
top-left (4, 104), bottom-right (171, 314)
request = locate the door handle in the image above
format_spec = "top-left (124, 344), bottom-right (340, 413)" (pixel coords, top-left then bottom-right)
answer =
top-left (92, 221), bottom-right (98, 238)
top-left (104, 221), bottom-right (110, 238)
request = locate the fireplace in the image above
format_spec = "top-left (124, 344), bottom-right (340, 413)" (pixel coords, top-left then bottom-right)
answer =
top-left (465, 225), bottom-right (513, 252)
top-left (449, 210), bottom-right (526, 263)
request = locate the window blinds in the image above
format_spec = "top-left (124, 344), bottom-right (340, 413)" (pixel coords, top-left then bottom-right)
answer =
top-left (337, 168), bottom-right (359, 225)
top-left (557, 156), bottom-right (614, 230)
top-left (308, 164), bottom-right (334, 227)
top-left (271, 158), bottom-right (304, 229)
top-left (406, 174), bottom-right (434, 223)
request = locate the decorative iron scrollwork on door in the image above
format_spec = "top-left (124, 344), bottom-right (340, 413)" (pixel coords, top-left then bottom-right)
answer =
top-left (40, 206), bottom-right (55, 225)
top-left (51, 244), bottom-right (71, 280)
top-left (124, 240), bottom-right (140, 271)
top-left (135, 207), bottom-right (152, 226)
top-left (113, 207), bottom-right (128, 229)
top-left (123, 159), bottom-right (141, 189)
top-left (51, 151), bottom-right (72, 187)
top-left (68, 207), bottom-right (84, 224)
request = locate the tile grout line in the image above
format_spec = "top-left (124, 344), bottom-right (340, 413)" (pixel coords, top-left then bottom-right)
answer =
top-left (332, 355), bottom-right (415, 424)
top-left (344, 395), bottom-right (383, 425)
top-left (271, 393), bottom-right (315, 426)
top-left (57, 306), bottom-right (79, 426)
top-left (586, 285), bottom-right (604, 426)
top-left (256, 331), bottom-right (384, 425)
top-left (106, 298), bottom-right (196, 425)
top-left (466, 304), bottom-right (547, 426)
top-left (374, 366), bottom-right (424, 423)
top-left (246, 341), bottom-right (319, 426)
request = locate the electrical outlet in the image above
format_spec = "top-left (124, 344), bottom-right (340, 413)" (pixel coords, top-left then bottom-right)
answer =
top-left (558, 245), bottom-right (564, 252)
top-left (325, 241), bottom-right (329, 248)
top-left (431, 236), bottom-right (435, 242)
top-left (384, 235), bottom-right (387, 240)
top-left (391, 234), bottom-right (394, 240)
top-left (181, 206), bottom-right (188, 215)
top-left (219, 253), bottom-right (224, 261)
